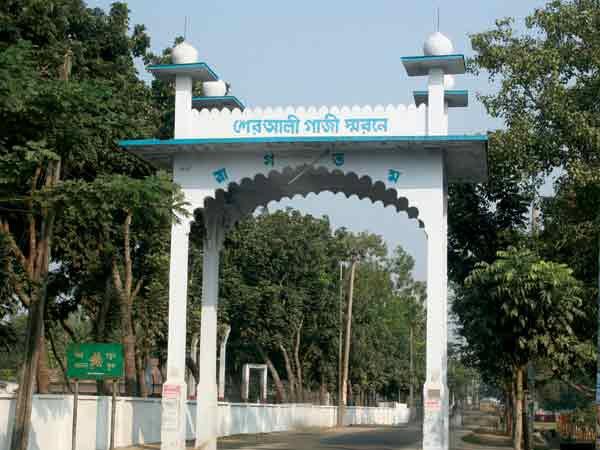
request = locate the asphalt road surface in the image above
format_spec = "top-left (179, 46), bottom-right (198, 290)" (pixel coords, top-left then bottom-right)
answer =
top-left (217, 424), bottom-right (423, 450)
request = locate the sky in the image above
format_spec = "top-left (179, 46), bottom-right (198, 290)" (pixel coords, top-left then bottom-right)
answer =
top-left (90, 0), bottom-right (548, 280)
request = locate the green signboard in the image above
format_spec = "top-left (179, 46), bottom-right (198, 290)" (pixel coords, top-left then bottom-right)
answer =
top-left (66, 343), bottom-right (124, 380)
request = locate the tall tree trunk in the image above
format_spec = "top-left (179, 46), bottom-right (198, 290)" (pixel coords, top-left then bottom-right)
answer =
top-left (96, 273), bottom-right (113, 342)
top-left (347, 380), bottom-right (353, 406)
top-left (279, 344), bottom-right (297, 401)
top-left (294, 321), bottom-right (303, 402)
top-left (11, 287), bottom-right (47, 450)
top-left (36, 334), bottom-right (50, 394)
top-left (319, 375), bottom-right (327, 405)
top-left (112, 211), bottom-right (143, 397)
top-left (47, 328), bottom-right (71, 394)
top-left (595, 230), bottom-right (600, 450)
top-left (185, 356), bottom-right (199, 387)
top-left (515, 367), bottom-right (524, 450)
top-left (10, 158), bottom-right (60, 450)
top-left (257, 346), bottom-right (286, 403)
top-left (409, 325), bottom-right (415, 418)
top-left (136, 351), bottom-right (148, 398)
top-left (510, 380), bottom-right (516, 438)
top-left (338, 262), bottom-right (343, 411)
top-left (122, 332), bottom-right (137, 396)
top-left (96, 273), bottom-right (113, 395)
top-left (505, 383), bottom-right (512, 436)
top-left (341, 259), bottom-right (357, 406)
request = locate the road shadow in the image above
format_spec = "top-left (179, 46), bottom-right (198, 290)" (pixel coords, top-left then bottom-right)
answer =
top-left (217, 425), bottom-right (423, 450)
top-left (320, 425), bottom-right (422, 450)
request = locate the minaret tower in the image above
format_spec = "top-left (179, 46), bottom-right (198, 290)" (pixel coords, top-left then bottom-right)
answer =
top-left (402, 31), bottom-right (468, 450)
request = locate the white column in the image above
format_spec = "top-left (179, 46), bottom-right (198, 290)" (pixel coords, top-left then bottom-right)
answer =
top-left (218, 325), bottom-right (231, 401)
top-left (260, 368), bottom-right (268, 403)
top-left (441, 181), bottom-right (449, 450)
top-left (174, 75), bottom-right (192, 138)
top-left (425, 66), bottom-right (449, 450)
top-left (427, 68), bottom-right (446, 136)
top-left (161, 218), bottom-right (192, 450)
top-left (241, 364), bottom-right (250, 402)
top-left (443, 102), bottom-right (449, 135)
top-left (195, 213), bottom-right (223, 450)
top-left (423, 188), bottom-right (449, 450)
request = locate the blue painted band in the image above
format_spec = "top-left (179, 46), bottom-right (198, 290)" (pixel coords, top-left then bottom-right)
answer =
top-left (119, 134), bottom-right (488, 148)
top-left (192, 96), bottom-right (245, 109)
top-left (401, 54), bottom-right (465, 62)
top-left (147, 62), bottom-right (219, 80)
top-left (413, 90), bottom-right (469, 96)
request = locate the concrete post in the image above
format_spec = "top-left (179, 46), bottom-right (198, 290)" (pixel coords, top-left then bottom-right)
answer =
top-left (174, 75), bottom-right (193, 138)
top-left (422, 189), bottom-right (449, 450)
top-left (218, 325), bottom-right (231, 401)
top-left (241, 364), bottom-right (268, 403)
top-left (241, 364), bottom-right (250, 403)
top-left (427, 68), bottom-right (446, 136)
top-left (260, 366), bottom-right (268, 403)
top-left (195, 213), bottom-right (223, 450)
top-left (160, 218), bottom-right (192, 450)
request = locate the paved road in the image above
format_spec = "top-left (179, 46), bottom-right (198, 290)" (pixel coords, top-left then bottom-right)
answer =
top-left (127, 423), bottom-right (502, 450)
top-left (217, 424), bottom-right (423, 450)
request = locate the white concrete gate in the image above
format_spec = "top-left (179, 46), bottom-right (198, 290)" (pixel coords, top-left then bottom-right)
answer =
top-left (121, 32), bottom-right (487, 450)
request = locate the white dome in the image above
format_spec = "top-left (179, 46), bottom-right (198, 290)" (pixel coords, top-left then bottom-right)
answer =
top-left (444, 75), bottom-right (456, 89)
top-left (172, 41), bottom-right (199, 64)
top-left (203, 80), bottom-right (228, 97)
top-left (423, 32), bottom-right (454, 56)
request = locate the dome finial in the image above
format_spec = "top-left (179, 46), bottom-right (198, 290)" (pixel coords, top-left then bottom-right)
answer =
top-left (172, 41), bottom-right (199, 64)
top-left (423, 31), bottom-right (454, 56)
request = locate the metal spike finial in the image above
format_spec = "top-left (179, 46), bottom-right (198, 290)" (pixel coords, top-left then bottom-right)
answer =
top-left (436, 7), bottom-right (440, 32)
top-left (184, 16), bottom-right (188, 40)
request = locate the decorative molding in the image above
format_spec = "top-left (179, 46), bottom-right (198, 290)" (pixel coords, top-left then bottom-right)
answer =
top-left (200, 166), bottom-right (426, 231)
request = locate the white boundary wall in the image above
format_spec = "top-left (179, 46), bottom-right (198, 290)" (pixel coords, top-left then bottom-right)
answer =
top-left (0, 395), bottom-right (409, 450)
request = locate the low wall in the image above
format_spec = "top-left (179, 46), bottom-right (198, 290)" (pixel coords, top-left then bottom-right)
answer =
top-left (0, 394), bottom-right (409, 450)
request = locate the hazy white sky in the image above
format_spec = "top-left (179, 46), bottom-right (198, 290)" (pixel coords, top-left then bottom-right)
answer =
top-left (91, 0), bottom-right (548, 280)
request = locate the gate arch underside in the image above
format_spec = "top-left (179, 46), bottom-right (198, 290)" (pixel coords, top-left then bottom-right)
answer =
top-left (195, 166), bottom-right (426, 233)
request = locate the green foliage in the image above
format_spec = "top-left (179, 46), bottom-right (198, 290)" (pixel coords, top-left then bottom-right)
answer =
top-left (192, 208), bottom-right (426, 400)
top-left (448, 131), bottom-right (532, 285)
top-left (0, 0), bottom-right (181, 401)
top-left (470, 0), bottom-right (600, 177)
top-left (454, 247), bottom-right (583, 380)
top-left (213, 209), bottom-right (344, 390)
top-left (463, 0), bottom-right (600, 391)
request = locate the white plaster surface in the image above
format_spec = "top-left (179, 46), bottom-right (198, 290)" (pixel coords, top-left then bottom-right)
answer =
top-left (189, 104), bottom-right (427, 139)
top-left (0, 395), bottom-right (409, 450)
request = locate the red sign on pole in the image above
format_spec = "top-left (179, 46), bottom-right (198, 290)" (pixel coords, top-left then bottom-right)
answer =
top-left (163, 384), bottom-right (181, 400)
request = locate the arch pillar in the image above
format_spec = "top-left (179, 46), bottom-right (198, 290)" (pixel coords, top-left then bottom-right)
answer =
top-left (195, 210), bottom-right (226, 450)
top-left (422, 182), bottom-right (449, 450)
top-left (161, 216), bottom-right (193, 450)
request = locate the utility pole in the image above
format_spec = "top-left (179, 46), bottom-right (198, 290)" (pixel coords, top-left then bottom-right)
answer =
top-left (409, 325), bottom-right (415, 420)
top-left (337, 262), bottom-right (344, 426)
top-left (526, 199), bottom-right (540, 450)
top-left (341, 258), bottom-right (357, 411)
top-left (596, 229), bottom-right (600, 450)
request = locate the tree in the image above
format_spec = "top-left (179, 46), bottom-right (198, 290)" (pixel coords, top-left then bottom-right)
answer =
top-left (454, 247), bottom-right (583, 450)
top-left (53, 174), bottom-right (185, 395)
top-left (468, 4), bottom-right (600, 442)
top-left (0, 2), bottom-right (160, 447)
top-left (188, 208), bottom-right (424, 405)
top-left (212, 209), bottom-right (344, 402)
